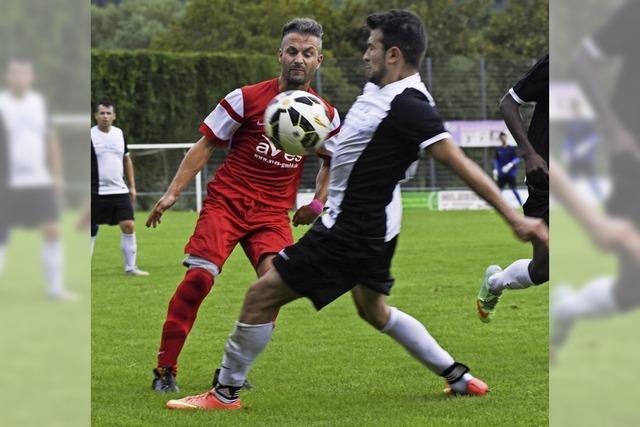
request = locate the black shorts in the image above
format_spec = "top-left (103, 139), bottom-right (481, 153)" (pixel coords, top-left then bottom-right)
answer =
top-left (272, 221), bottom-right (397, 310)
top-left (0, 187), bottom-right (60, 229)
top-left (91, 193), bottom-right (134, 226)
top-left (497, 175), bottom-right (517, 189)
top-left (523, 170), bottom-right (549, 225)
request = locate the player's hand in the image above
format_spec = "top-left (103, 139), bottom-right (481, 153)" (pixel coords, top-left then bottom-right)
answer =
top-left (292, 204), bottom-right (320, 227)
top-left (522, 151), bottom-right (549, 175)
top-left (590, 217), bottom-right (640, 264)
top-left (511, 216), bottom-right (548, 246)
top-left (129, 187), bottom-right (137, 202)
top-left (146, 193), bottom-right (177, 228)
top-left (492, 169), bottom-right (498, 181)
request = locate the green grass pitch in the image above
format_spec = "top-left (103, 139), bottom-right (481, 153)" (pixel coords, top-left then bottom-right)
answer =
top-left (92, 209), bottom-right (548, 426)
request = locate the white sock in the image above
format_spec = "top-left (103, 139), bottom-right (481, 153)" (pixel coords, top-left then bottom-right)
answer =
top-left (381, 307), bottom-right (455, 374)
top-left (218, 322), bottom-right (274, 391)
top-left (556, 277), bottom-right (617, 322)
top-left (489, 259), bottom-right (534, 295)
top-left (120, 233), bottom-right (137, 271)
top-left (90, 236), bottom-right (96, 258)
top-left (42, 240), bottom-right (63, 296)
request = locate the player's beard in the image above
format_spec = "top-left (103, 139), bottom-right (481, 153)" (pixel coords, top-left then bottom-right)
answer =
top-left (285, 66), bottom-right (308, 87)
top-left (367, 63), bottom-right (387, 86)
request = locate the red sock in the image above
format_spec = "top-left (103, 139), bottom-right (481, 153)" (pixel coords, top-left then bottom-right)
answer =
top-left (157, 268), bottom-right (214, 372)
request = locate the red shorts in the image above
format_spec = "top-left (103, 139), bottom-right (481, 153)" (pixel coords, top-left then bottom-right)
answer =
top-left (184, 189), bottom-right (294, 273)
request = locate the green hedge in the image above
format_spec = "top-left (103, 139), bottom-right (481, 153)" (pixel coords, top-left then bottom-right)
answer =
top-left (91, 49), bottom-right (279, 144)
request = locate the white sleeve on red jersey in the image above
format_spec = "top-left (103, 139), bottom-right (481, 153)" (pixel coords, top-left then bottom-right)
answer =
top-left (320, 107), bottom-right (341, 156)
top-left (199, 88), bottom-right (244, 146)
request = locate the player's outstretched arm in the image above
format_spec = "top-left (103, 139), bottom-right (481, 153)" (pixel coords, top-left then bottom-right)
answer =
top-left (292, 156), bottom-right (330, 226)
top-left (550, 157), bottom-right (640, 262)
top-left (427, 138), bottom-right (548, 245)
top-left (500, 93), bottom-right (548, 174)
top-left (146, 136), bottom-right (216, 228)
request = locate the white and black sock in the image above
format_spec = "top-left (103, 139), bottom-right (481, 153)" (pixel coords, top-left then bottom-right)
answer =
top-left (489, 259), bottom-right (534, 295)
top-left (216, 321), bottom-right (274, 402)
top-left (381, 307), bottom-right (455, 374)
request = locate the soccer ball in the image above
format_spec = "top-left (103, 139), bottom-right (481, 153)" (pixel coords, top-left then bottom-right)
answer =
top-left (264, 90), bottom-right (331, 156)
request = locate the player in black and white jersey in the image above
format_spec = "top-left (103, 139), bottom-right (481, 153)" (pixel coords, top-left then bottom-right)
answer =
top-left (477, 54), bottom-right (549, 322)
top-left (91, 100), bottom-right (148, 276)
top-left (166, 10), bottom-right (548, 411)
top-left (0, 58), bottom-right (76, 300)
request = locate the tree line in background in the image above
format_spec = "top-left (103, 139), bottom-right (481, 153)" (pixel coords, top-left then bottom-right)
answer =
top-left (92, 0), bottom-right (548, 58)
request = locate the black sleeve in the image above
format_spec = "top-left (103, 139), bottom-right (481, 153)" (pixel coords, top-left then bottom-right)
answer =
top-left (592, 0), bottom-right (640, 56)
top-left (511, 54), bottom-right (549, 104)
top-left (392, 89), bottom-right (449, 149)
top-left (123, 133), bottom-right (129, 155)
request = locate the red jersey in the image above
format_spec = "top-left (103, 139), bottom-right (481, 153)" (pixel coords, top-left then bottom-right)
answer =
top-left (199, 78), bottom-right (340, 209)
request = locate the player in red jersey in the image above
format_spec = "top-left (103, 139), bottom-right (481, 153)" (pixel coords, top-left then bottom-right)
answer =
top-left (146, 18), bottom-right (340, 392)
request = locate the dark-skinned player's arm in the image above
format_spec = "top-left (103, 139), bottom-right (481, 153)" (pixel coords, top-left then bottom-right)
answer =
top-left (427, 138), bottom-right (548, 246)
top-left (146, 136), bottom-right (216, 228)
top-left (292, 148), bottom-right (330, 226)
top-left (499, 92), bottom-right (548, 174)
top-left (549, 157), bottom-right (640, 263)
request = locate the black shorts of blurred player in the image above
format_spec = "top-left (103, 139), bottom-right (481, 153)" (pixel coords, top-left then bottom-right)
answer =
top-left (0, 187), bottom-right (60, 243)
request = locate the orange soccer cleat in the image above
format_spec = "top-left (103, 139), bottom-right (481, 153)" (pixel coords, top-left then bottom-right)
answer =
top-left (166, 390), bottom-right (242, 411)
top-left (444, 378), bottom-right (489, 396)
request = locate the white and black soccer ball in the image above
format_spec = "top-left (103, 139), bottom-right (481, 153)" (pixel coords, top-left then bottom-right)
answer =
top-left (264, 90), bottom-right (331, 156)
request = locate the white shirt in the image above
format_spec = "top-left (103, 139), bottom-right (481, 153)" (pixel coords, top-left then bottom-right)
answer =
top-left (91, 125), bottom-right (129, 195)
top-left (0, 90), bottom-right (52, 188)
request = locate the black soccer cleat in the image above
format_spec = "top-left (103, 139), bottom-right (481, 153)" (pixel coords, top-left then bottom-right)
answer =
top-left (152, 366), bottom-right (179, 393)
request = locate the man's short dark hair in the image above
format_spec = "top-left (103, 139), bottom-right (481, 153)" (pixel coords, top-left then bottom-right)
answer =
top-left (95, 99), bottom-right (115, 112)
top-left (281, 17), bottom-right (324, 48)
top-left (366, 10), bottom-right (427, 68)
top-left (499, 131), bottom-right (507, 137)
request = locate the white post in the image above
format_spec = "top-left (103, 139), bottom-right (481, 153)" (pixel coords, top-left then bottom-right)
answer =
top-left (195, 171), bottom-right (203, 212)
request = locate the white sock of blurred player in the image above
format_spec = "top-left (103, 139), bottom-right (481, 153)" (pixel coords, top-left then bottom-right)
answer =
top-left (121, 232), bottom-right (137, 271)
top-left (554, 277), bottom-right (617, 321)
top-left (488, 259), bottom-right (534, 295)
top-left (551, 277), bottom-right (617, 348)
top-left (90, 236), bottom-right (96, 258)
top-left (42, 239), bottom-right (63, 296)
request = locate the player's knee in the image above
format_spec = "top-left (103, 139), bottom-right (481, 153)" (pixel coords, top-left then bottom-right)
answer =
top-left (120, 221), bottom-right (135, 234)
top-left (357, 305), bottom-right (387, 330)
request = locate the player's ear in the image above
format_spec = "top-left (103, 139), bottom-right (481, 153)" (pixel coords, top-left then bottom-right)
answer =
top-left (386, 46), bottom-right (401, 64)
top-left (316, 53), bottom-right (323, 69)
top-left (278, 48), bottom-right (283, 65)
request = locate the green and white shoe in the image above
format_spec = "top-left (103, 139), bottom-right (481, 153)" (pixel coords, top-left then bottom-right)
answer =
top-left (476, 265), bottom-right (502, 323)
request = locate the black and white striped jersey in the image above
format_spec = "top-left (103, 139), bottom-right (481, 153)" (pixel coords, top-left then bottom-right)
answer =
top-left (321, 73), bottom-right (451, 242)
